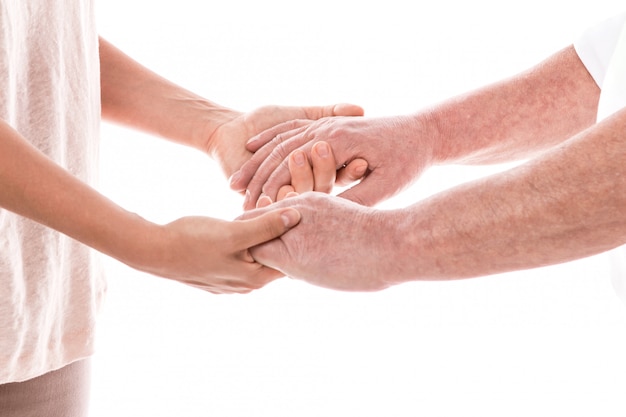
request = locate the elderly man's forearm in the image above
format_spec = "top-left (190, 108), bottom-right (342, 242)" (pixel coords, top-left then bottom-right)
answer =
top-left (393, 109), bottom-right (626, 282)
top-left (424, 46), bottom-right (600, 166)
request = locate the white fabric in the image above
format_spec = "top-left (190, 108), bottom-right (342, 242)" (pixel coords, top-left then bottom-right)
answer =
top-left (595, 17), bottom-right (626, 120)
top-left (0, 1), bottom-right (105, 382)
top-left (575, 12), bottom-right (626, 304)
top-left (574, 12), bottom-right (626, 89)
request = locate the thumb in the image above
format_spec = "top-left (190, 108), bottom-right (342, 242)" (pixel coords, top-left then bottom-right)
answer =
top-left (336, 158), bottom-right (369, 187)
top-left (302, 103), bottom-right (364, 120)
top-left (248, 238), bottom-right (287, 272)
top-left (232, 207), bottom-right (301, 248)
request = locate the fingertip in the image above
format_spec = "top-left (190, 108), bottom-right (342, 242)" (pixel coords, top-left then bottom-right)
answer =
top-left (292, 149), bottom-right (307, 166)
top-left (336, 159), bottom-right (368, 186)
top-left (349, 159), bottom-right (369, 179)
top-left (277, 185), bottom-right (295, 202)
top-left (229, 171), bottom-right (245, 191)
top-left (243, 190), bottom-right (257, 211)
top-left (333, 103), bottom-right (365, 117)
top-left (312, 141), bottom-right (330, 159)
top-left (257, 195), bottom-right (273, 208)
top-left (280, 208), bottom-right (301, 228)
top-left (245, 135), bottom-right (261, 150)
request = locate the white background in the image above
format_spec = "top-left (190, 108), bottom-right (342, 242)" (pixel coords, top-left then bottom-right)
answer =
top-left (93, 1), bottom-right (626, 416)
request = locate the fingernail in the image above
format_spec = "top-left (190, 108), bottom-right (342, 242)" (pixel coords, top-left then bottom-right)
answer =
top-left (229, 171), bottom-right (242, 188)
top-left (244, 189), bottom-right (251, 206)
top-left (257, 195), bottom-right (273, 208)
top-left (293, 151), bottom-right (306, 166)
top-left (281, 208), bottom-right (301, 228)
top-left (315, 142), bottom-right (330, 158)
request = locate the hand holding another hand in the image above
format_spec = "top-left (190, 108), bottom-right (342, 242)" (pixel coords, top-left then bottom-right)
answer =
top-left (230, 114), bottom-right (436, 210)
top-left (205, 103), bottom-right (364, 179)
top-left (242, 192), bottom-right (407, 292)
top-left (231, 140), bottom-right (404, 292)
top-left (125, 208), bottom-right (301, 294)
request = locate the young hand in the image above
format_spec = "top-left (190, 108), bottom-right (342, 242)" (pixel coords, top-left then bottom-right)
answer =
top-left (130, 208), bottom-right (302, 294)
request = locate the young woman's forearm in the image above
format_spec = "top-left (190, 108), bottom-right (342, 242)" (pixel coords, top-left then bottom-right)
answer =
top-left (0, 120), bottom-right (156, 267)
top-left (98, 37), bottom-right (239, 151)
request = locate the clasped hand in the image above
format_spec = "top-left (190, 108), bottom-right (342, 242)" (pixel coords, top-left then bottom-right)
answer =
top-left (143, 103), bottom-right (369, 294)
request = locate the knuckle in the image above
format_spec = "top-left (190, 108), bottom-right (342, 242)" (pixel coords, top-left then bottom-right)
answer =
top-left (263, 215), bottom-right (285, 238)
top-left (262, 160), bottom-right (291, 195)
top-left (271, 142), bottom-right (291, 162)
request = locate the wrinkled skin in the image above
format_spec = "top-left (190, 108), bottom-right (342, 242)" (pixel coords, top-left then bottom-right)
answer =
top-left (230, 114), bottom-right (435, 210)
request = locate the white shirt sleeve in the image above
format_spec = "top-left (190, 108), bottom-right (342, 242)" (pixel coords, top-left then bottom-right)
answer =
top-left (575, 12), bottom-right (626, 306)
top-left (574, 12), bottom-right (626, 88)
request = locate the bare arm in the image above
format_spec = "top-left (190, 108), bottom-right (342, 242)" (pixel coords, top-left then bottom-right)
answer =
top-left (0, 119), bottom-right (300, 293)
top-left (98, 37), bottom-right (364, 177)
top-left (233, 46), bottom-right (601, 208)
top-left (428, 45), bottom-right (600, 165)
top-left (99, 37), bottom-right (238, 152)
top-left (397, 108), bottom-right (626, 281)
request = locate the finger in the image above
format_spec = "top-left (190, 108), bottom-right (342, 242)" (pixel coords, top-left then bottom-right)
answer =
top-left (249, 240), bottom-right (289, 274)
top-left (242, 157), bottom-right (291, 211)
top-left (288, 150), bottom-right (314, 194)
top-left (233, 105), bottom-right (363, 193)
top-left (310, 141), bottom-right (337, 194)
top-left (234, 127), bottom-right (309, 200)
top-left (336, 158), bottom-right (369, 187)
top-left (276, 185), bottom-right (296, 202)
top-left (242, 135), bottom-right (316, 210)
top-left (244, 104), bottom-right (362, 153)
top-left (232, 207), bottom-right (301, 248)
top-left (300, 103), bottom-right (365, 120)
top-left (256, 195), bottom-right (274, 208)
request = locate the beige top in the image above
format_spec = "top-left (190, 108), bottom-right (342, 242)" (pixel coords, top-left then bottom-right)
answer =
top-left (0, 0), bottom-right (105, 382)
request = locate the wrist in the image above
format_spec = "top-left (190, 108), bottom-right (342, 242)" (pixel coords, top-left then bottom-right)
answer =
top-left (373, 208), bottom-right (425, 287)
top-left (193, 104), bottom-right (242, 154)
top-left (391, 112), bottom-right (440, 169)
top-left (382, 204), bottom-right (445, 284)
top-left (408, 108), bottom-right (447, 166)
top-left (99, 210), bottom-right (169, 275)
